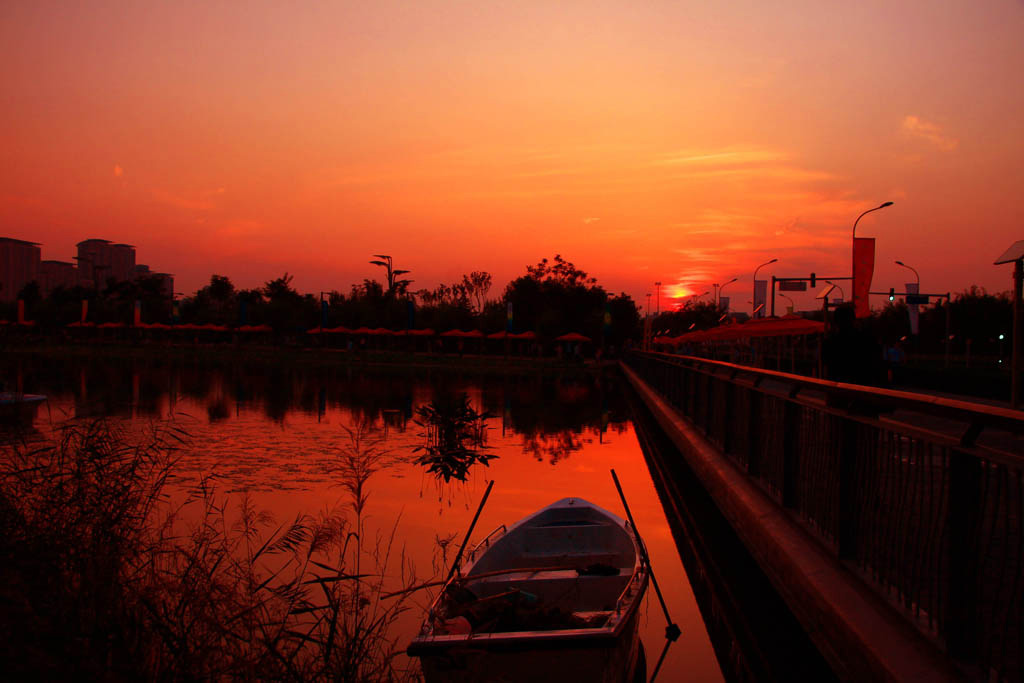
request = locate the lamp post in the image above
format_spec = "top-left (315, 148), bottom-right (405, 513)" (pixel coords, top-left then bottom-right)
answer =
top-left (753, 258), bottom-right (777, 318)
top-left (655, 282), bottom-right (662, 316)
top-left (778, 293), bottom-right (794, 314)
top-left (895, 260), bottom-right (920, 286)
top-left (646, 292), bottom-right (652, 318)
top-left (853, 202), bottom-right (894, 240)
top-left (717, 277), bottom-right (737, 309)
top-left (852, 201), bottom-right (894, 315)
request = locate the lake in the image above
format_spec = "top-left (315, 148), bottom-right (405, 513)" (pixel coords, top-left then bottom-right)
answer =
top-left (3, 353), bottom-right (724, 682)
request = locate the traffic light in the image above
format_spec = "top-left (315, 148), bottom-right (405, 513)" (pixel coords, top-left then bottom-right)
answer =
top-left (810, 272), bottom-right (816, 288)
top-left (889, 287), bottom-right (895, 301)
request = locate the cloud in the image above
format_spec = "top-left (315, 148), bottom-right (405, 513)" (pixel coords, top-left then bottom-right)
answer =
top-left (901, 116), bottom-right (958, 151)
top-left (582, 217), bottom-right (600, 224)
top-left (656, 147), bottom-right (786, 167)
top-left (151, 189), bottom-right (215, 211)
top-left (113, 164), bottom-right (123, 177)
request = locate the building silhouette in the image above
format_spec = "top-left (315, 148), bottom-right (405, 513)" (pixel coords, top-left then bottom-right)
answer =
top-left (2, 235), bottom-right (172, 305)
top-left (76, 239), bottom-right (136, 288)
top-left (39, 260), bottom-right (79, 296)
top-left (135, 264), bottom-right (175, 298)
top-left (0, 237), bottom-right (41, 302)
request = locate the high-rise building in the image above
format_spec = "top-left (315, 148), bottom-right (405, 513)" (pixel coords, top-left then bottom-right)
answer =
top-left (39, 260), bottom-right (79, 296)
top-left (0, 237), bottom-right (41, 302)
top-left (135, 264), bottom-right (174, 299)
top-left (76, 239), bottom-right (136, 288)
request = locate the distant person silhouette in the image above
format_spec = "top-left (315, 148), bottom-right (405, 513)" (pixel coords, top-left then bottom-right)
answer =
top-left (823, 305), bottom-right (883, 386)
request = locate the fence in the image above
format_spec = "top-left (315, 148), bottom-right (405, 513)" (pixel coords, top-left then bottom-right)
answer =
top-left (626, 351), bottom-right (1024, 681)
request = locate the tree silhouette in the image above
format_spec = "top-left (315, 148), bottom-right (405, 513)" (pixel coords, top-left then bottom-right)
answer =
top-left (369, 255), bottom-right (412, 296)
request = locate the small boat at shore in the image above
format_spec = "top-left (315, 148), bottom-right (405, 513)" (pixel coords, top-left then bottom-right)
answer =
top-left (408, 498), bottom-right (649, 683)
top-left (0, 392), bottom-right (46, 425)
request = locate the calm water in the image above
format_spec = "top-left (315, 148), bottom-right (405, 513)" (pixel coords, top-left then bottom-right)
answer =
top-left (5, 355), bottom-right (723, 682)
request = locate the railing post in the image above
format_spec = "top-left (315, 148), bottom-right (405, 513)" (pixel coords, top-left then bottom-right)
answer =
top-left (946, 448), bottom-right (982, 661)
top-left (704, 372), bottom-right (715, 435)
top-left (722, 379), bottom-right (735, 454)
top-left (747, 385), bottom-right (761, 478)
top-left (837, 416), bottom-right (858, 560)
top-left (782, 392), bottom-right (800, 508)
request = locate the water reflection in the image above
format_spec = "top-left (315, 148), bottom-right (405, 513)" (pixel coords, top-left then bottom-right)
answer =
top-left (4, 356), bottom-right (631, 465)
top-left (3, 354), bottom-right (725, 681)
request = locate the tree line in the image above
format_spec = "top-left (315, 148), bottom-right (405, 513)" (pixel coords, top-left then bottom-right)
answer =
top-left (3, 255), bottom-right (641, 349)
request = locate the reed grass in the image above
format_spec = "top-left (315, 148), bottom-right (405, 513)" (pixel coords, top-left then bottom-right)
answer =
top-left (0, 419), bottom-right (421, 681)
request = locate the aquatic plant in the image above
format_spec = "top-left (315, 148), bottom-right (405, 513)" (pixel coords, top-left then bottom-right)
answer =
top-left (413, 394), bottom-right (495, 482)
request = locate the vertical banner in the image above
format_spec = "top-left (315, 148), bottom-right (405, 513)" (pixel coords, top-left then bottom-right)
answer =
top-left (506, 302), bottom-right (514, 332)
top-left (407, 300), bottom-right (415, 330)
top-left (905, 282), bottom-right (920, 335)
top-left (719, 296), bottom-right (730, 312)
top-left (133, 299), bottom-right (141, 326)
top-left (17, 299), bottom-right (25, 324)
top-left (172, 300), bottom-right (180, 324)
top-left (81, 299), bottom-right (88, 323)
top-left (852, 237), bottom-right (876, 318)
top-left (753, 280), bottom-right (767, 318)
top-left (321, 299), bottom-right (328, 328)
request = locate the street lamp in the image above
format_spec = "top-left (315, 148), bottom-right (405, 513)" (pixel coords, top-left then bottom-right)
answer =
top-left (778, 293), bottom-right (795, 314)
top-left (753, 258), bottom-right (777, 318)
top-left (852, 201), bottom-right (894, 239)
top-left (654, 282), bottom-right (662, 316)
top-left (851, 201), bottom-right (894, 315)
top-left (717, 277), bottom-right (738, 308)
top-left (646, 292), bottom-right (652, 318)
top-left (895, 260), bottom-right (920, 286)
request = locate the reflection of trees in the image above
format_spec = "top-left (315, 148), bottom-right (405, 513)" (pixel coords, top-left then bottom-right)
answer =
top-left (489, 373), bottom-right (631, 463)
top-left (522, 430), bottom-right (588, 464)
top-left (5, 357), bottom-right (632, 446)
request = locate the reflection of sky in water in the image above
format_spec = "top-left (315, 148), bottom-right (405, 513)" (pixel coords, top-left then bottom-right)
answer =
top-left (10, 361), bottom-right (724, 682)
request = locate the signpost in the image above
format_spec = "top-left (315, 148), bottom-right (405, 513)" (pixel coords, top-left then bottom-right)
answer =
top-left (771, 275), bottom-right (851, 316)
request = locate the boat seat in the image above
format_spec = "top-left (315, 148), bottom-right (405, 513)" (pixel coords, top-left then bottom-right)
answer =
top-left (466, 570), bottom-right (632, 613)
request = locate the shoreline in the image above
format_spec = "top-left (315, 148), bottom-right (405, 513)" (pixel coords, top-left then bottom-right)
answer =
top-left (0, 341), bottom-right (620, 376)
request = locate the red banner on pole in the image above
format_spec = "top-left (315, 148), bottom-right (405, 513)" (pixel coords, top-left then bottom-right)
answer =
top-left (853, 237), bottom-right (875, 318)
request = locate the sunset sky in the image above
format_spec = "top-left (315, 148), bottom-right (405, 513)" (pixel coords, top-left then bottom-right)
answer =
top-left (2, 0), bottom-right (1023, 313)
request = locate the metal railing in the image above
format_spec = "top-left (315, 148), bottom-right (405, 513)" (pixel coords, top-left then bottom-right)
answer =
top-left (626, 351), bottom-right (1024, 681)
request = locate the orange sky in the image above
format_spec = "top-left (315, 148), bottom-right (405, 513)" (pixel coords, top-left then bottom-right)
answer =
top-left (2, 1), bottom-right (1023, 313)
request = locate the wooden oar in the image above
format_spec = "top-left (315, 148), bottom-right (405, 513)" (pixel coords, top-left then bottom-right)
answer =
top-left (443, 479), bottom-right (494, 587)
top-left (610, 469), bottom-right (681, 643)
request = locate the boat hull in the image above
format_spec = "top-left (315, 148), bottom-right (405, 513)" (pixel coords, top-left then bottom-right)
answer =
top-left (410, 498), bottom-right (648, 683)
top-left (417, 604), bottom-right (643, 683)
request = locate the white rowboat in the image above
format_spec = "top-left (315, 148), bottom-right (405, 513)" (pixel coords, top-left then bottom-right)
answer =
top-left (408, 498), bottom-right (649, 682)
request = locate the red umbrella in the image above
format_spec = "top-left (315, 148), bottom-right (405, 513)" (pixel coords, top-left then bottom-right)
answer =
top-left (441, 329), bottom-right (467, 337)
top-left (511, 331), bottom-right (537, 340)
top-left (555, 332), bottom-right (592, 343)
